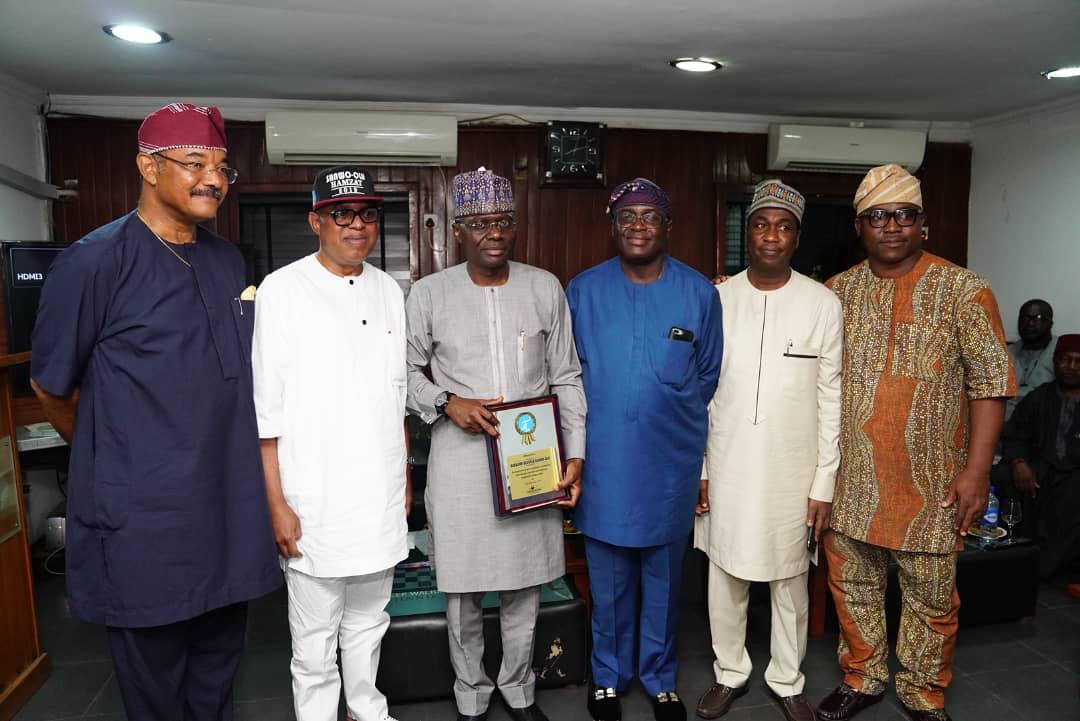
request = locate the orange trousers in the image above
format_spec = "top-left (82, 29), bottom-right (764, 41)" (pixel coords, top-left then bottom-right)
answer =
top-left (824, 530), bottom-right (959, 711)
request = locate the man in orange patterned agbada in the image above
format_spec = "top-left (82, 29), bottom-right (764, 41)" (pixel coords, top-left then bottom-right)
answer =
top-left (815, 165), bottom-right (1016, 721)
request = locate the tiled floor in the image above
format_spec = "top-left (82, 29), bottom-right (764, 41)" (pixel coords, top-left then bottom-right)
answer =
top-left (13, 552), bottom-right (1080, 721)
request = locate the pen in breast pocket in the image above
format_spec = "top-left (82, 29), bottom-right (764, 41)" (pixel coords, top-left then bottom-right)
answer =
top-left (519, 331), bottom-right (525, 350)
top-left (235, 297), bottom-right (243, 316)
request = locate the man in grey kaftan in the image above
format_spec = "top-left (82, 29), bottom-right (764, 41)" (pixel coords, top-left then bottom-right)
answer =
top-left (405, 167), bottom-right (586, 721)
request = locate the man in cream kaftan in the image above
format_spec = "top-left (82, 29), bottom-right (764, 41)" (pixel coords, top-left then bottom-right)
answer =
top-left (694, 180), bottom-right (841, 721)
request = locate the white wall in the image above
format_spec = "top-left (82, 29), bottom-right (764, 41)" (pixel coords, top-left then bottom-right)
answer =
top-left (968, 96), bottom-right (1080, 340)
top-left (0, 72), bottom-right (49, 242)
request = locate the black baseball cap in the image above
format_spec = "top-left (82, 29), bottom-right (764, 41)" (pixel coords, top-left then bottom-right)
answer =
top-left (312, 166), bottom-right (383, 210)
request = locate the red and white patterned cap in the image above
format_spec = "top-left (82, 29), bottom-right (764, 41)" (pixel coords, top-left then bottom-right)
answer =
top-left (137, 103), bottom-right (227, 155)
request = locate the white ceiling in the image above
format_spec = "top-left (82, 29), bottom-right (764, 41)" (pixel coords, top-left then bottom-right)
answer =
top-left (2, 0), bottom-right (1079, 122)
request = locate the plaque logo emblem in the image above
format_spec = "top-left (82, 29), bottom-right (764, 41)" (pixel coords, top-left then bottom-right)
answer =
top-left (514, 412), bottom-right (537, 445)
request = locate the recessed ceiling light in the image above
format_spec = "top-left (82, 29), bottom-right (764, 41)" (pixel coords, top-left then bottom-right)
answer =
top-left (1043, 66), bottom-right (1080, 79)
top-left (670, 58), bottom-right (722, 73)
top-left (103, 24), bottom-right (171, 44)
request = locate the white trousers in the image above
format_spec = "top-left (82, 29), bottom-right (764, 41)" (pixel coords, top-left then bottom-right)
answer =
top-left (285, 566), bottom-right (395, 721)
top-left (706, 561), bottom-right (808, 697)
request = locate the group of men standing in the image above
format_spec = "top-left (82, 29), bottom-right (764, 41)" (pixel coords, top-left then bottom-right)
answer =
top-left (30, 102), bottom-right (1017, 721)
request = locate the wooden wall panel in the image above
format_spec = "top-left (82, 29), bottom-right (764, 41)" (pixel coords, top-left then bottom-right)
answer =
top-left (44, 118), bottom-right (973, 285)
top-left (27, 117), bottom-right (972, 424)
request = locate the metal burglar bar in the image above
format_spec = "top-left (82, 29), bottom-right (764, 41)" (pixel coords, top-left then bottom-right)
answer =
top-left (238, 192), bottom-right (411, 294)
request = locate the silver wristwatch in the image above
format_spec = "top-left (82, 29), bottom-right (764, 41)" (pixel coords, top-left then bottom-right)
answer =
top-left (434, 391), bottom-right (453, 416)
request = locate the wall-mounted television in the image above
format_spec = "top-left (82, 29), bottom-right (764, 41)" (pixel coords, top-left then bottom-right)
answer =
top-left (1, 242), bottom-right (69, 396)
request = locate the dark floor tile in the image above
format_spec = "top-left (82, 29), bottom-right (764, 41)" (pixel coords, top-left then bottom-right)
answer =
top-left (952, 626), bottom-right (1048, 673)
top-left (234, 647), bottom-right (293, 702)
top-left (234, 697), bottom-right (297, 721)
top-left (30, 573), bottom-right (74, 623)
top-left (676, 615), bottom-right (715, 660)
top-left (802, 640), bottom-right (844, 690)
top-left (1014, 607), bottom-right (1080, 670)
top-left (11, 661), bottom-right (113, 721)
top-left (85, 673), bottom-right (125, 716)
top-left (391, 697), bottom-right (459, 721)
top-left (22, 566), bottom-right (1080, 721)
top-left (245, 599), bottom-right (292, 650)
top-left (705, 704), bottom-right (786, 721)
top-left (1036, 582), bottom-right (1076, 610)
top-left (39, 620), bottom-right (111, 666)
top-left (31, 575), bottom-right (112, 666)
top-left (966, 663), bottom-right (1077, 721)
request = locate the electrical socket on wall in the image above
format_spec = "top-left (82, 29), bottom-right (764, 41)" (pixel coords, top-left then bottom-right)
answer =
top-left (423, 214), bottom-right (439, 229)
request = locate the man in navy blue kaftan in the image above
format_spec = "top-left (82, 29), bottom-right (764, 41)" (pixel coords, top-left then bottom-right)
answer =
top-left (30, 103), bottom-right (280, 721)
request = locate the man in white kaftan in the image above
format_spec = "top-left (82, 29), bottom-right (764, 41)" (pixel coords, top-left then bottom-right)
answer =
top-left (254, 167), bottom-right (409, 721)
top-left (694, 180), bottom-right (842, 721)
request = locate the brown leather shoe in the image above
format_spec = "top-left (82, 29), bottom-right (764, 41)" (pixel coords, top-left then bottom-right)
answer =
top-left (695, 683), bottom-right (747, 719)
top-left (901, 706), bottom-right (952, 721)
top-left (768, 691), bottom-right (815, 721)
top-left (816, 684), bottom-right (884, 721)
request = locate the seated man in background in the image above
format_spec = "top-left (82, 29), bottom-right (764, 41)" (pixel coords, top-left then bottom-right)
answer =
top-left (1000, 334), bottom-right (1080, 587)
top-left (1006, 299), bottom-right (1056, 420)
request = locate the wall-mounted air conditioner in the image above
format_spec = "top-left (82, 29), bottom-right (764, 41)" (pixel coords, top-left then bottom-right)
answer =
top-left (767, 124), bottom-right (926, 174)
top-left (266, 111), bottom-right (458, 166)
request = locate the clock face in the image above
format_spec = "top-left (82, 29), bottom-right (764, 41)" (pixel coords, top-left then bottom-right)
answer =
top-left (544, 121), bottom-right (604, 184)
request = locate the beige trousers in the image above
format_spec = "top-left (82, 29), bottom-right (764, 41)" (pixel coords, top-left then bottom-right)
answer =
top-left (706, 561), bottom-right (809, 697)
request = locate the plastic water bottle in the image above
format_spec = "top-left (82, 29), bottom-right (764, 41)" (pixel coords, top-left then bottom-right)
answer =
top-left (982, 485), bottom-right (1000, 529)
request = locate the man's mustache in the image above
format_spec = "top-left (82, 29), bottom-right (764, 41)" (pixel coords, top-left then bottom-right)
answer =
top-left (192, 188), bottom-right (223, 200)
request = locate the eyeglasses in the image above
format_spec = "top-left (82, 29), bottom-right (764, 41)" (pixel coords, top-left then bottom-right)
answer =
top-left (857, 208), bottom-right (921, 228)
top-left (457, 217), bottom-right (516, 234)
top-left (325, 207), bottom-right (380, 227)
top-left (1019, 313), bottom-right (1050, 323)
top-left (155, 154), bottom-right (239, 184)
top-left (615, 209), bottom-right (666, 228)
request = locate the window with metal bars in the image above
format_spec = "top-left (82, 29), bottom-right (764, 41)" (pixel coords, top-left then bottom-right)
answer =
top-left (237, 192), bottom-right (412, 294)
top-left (724, 202), bottom-right (750, 275)
top-left (723, 195), bottom-right (858, 281)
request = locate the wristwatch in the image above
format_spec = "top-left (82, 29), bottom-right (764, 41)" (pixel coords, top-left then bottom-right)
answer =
top-left (435, 391), bottom-right (454, 416)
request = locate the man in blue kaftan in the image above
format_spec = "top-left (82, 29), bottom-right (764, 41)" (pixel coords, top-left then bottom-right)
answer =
top-left (566, 178), bottom-right (723, 721)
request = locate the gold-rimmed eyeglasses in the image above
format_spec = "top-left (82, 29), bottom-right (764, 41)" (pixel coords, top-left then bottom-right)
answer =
top-left (155, 154), bottom-right (239, 185)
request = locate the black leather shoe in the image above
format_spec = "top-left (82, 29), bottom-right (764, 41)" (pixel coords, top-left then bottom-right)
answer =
top-left (588, 684), bottom-right (622, 721)
top-left (502, 703), bottom-right (550, 721)
top-left (652, 691), bottom-right (687, 721)
top-left (816, 684), bottom-right (884, 721)
top-left (456, 710), bottom-right (489, 721)
top-left (766, 690), bottom-right (815, 721)
top-left (900, 706), bottom-right (952, 721)
top-left (695, 683), bottom-right (748, 718)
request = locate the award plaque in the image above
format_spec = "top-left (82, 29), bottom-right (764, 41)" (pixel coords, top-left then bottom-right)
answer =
top-left (486, 395), bottom-right (569, 516)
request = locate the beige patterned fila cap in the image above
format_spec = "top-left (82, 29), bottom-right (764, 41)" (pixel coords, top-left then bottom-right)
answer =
top-left (854, 163), bottom-right (923, 215)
